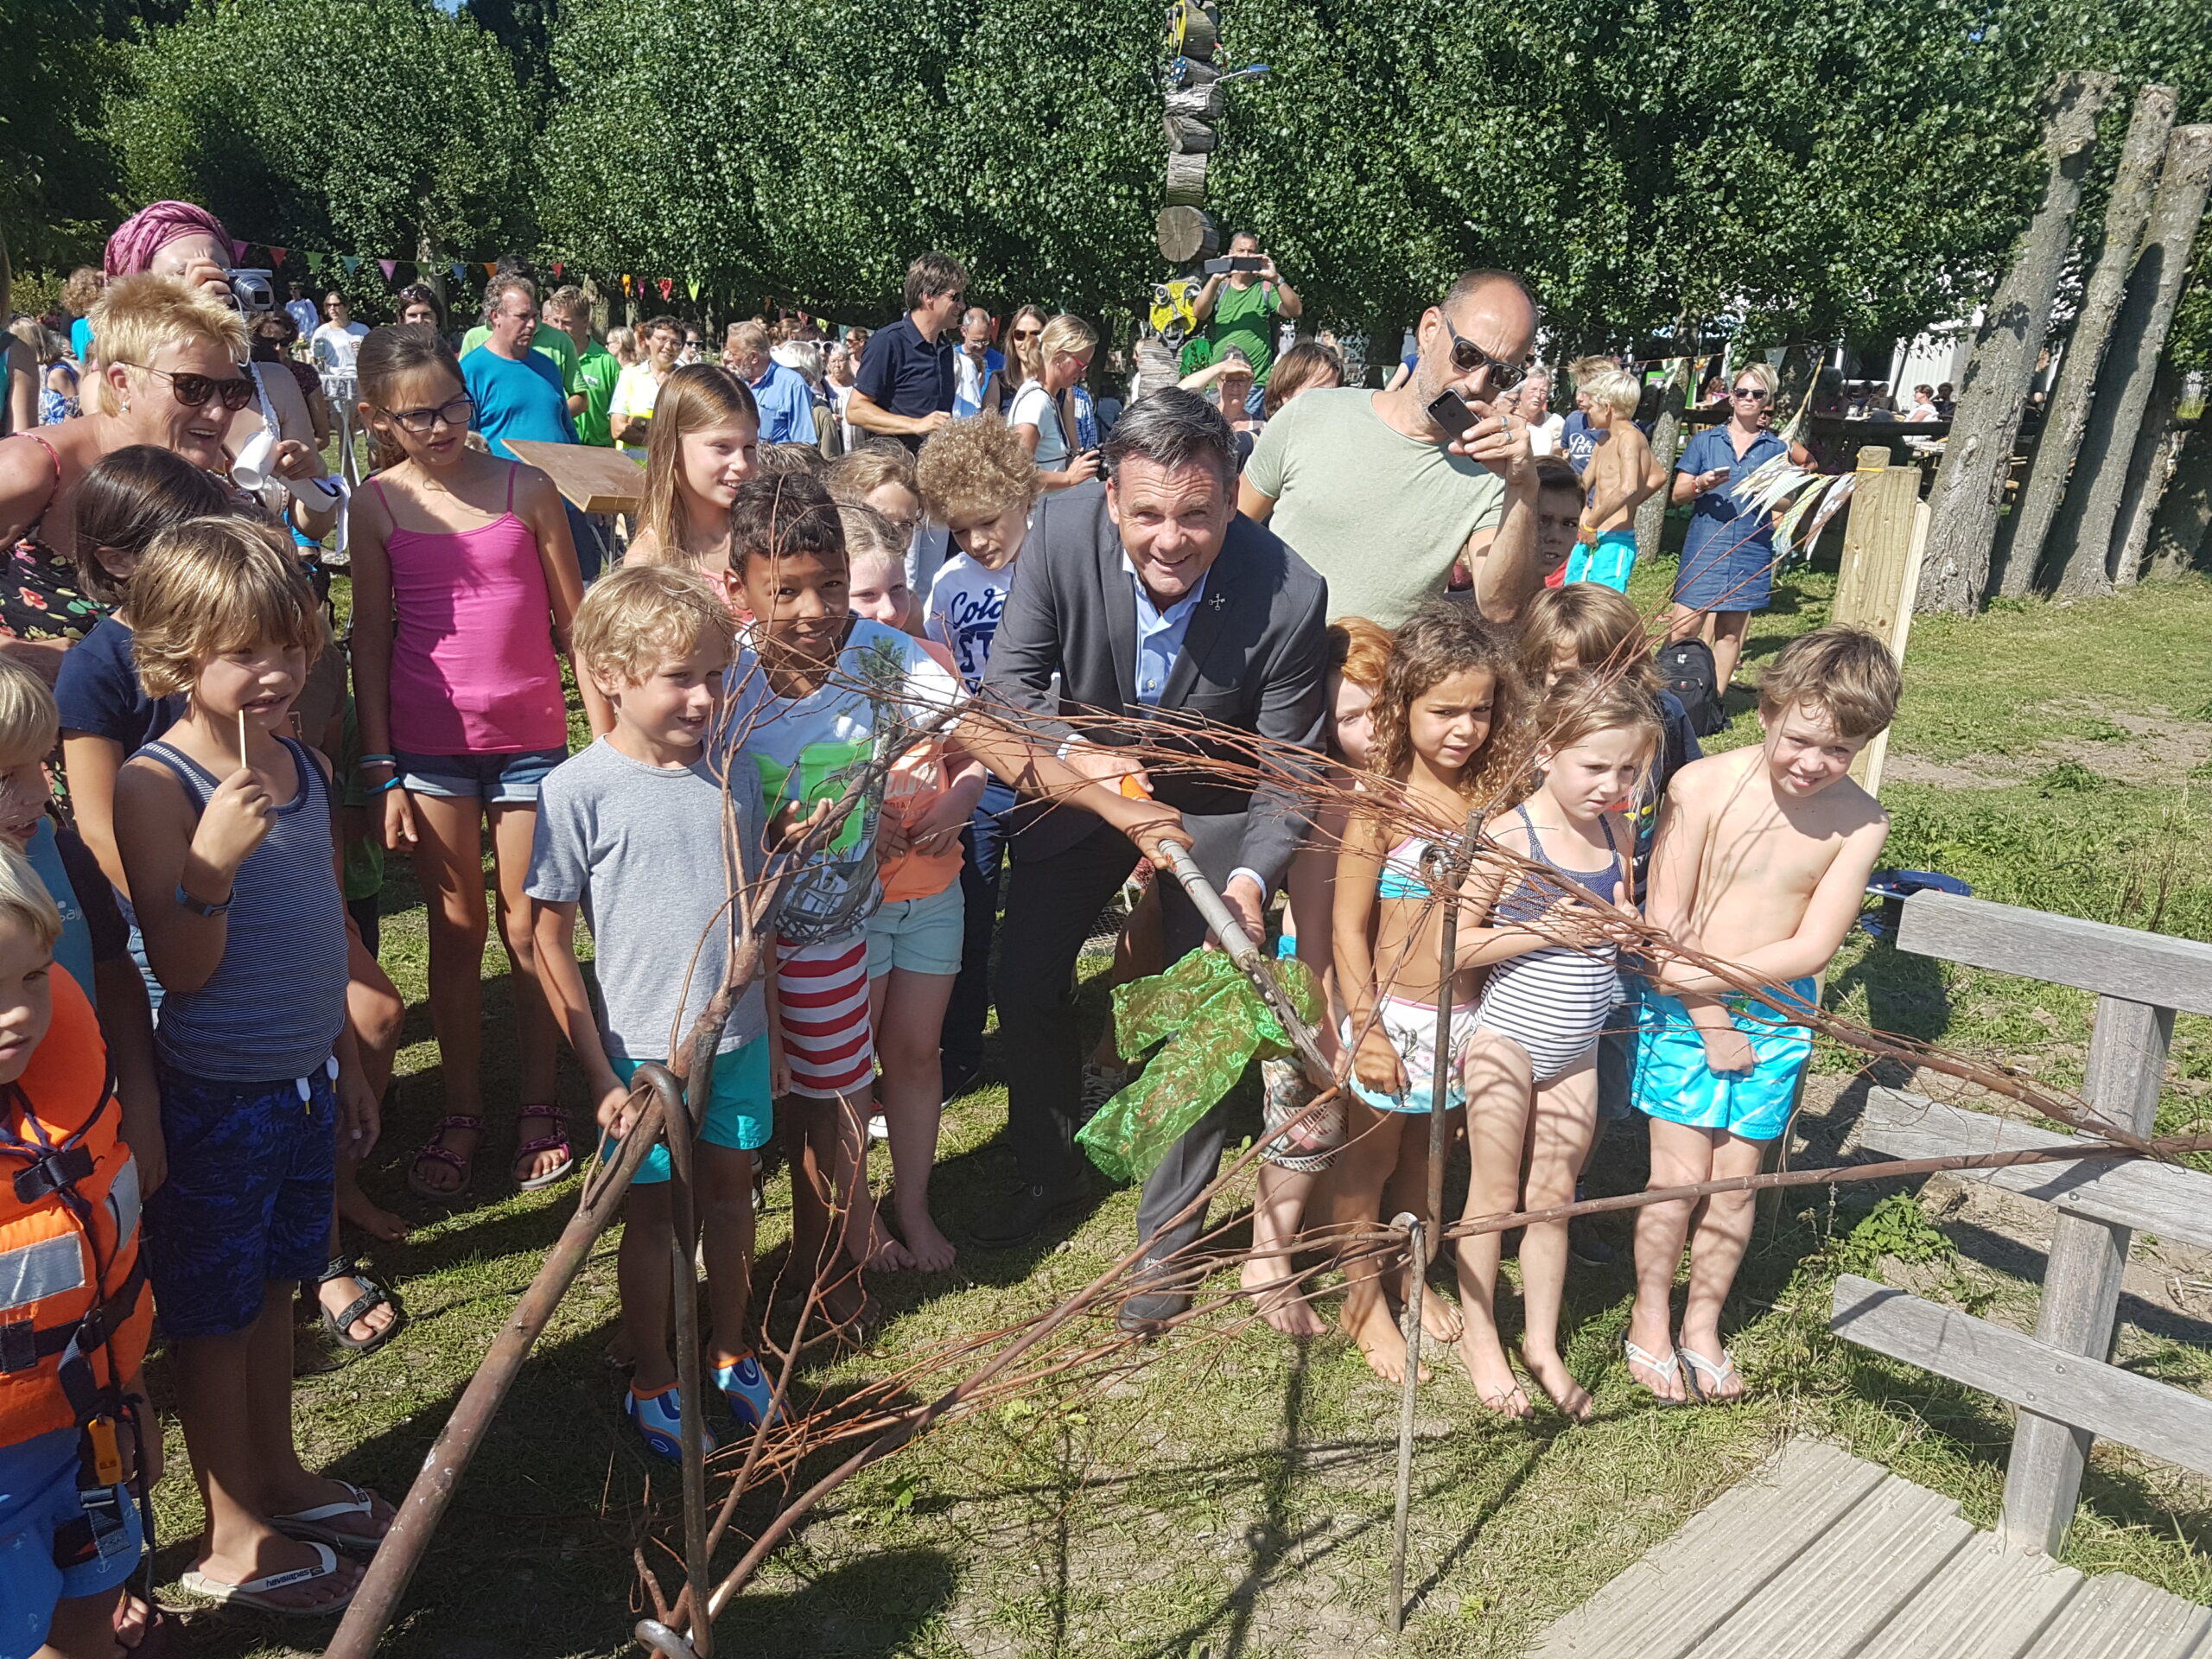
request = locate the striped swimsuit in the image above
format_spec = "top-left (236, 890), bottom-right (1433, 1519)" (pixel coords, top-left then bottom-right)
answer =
top-left (1472, 805), bottom-right (1624, 1084)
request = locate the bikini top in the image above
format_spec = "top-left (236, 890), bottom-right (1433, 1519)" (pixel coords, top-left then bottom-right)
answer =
top-left (1491, 804), bottom-right (1623, 925)
top-left (1376, 835), bottom-right (1446, 902)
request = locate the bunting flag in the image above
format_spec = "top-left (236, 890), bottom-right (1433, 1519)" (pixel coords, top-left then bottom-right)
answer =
top-left (657, 277), bottom-right (673, 301)
top-left (232, 238), bottom-right (250, 262)
top-left (269, 246), bottom-right (288, 265)
top-left (307, 252), bottom-right (325, 274)
top-left (340, 255), bottom-right (361, 275)
top-left (622, 274), bottom-right (633, 294)
top-left (450, 263), bottom-right (467, 285)
top-left (378, 259), bottom-right (397, 282)
top-left (483, 262), bottom-right (498, 280)
top-left (552, 260), bottom-right (563, 278)
top-left (687, 276), bottom-right (701, 300)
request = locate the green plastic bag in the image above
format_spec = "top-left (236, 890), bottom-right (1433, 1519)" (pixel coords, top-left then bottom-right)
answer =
top-left (1076, 949), bottom-right (1324, 1184)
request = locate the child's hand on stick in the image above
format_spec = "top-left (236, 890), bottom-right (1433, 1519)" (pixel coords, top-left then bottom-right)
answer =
top-left (1351, 1020), bottom-right (1408, 1098)
top-left (595, 1074), bottom-right (640, 1137)
top-left (1697, 1022), bottom-right (1756, 1075)
top-left (192, 765), bottom-right (277, 879)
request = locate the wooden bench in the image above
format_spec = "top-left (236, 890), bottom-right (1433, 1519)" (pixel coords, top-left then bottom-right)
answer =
top-left (1832, 889), bottom-right (2212, 1557)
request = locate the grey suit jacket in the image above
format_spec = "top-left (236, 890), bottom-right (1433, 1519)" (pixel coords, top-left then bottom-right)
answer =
top-left (979, 480), bottom-right (1329, 884)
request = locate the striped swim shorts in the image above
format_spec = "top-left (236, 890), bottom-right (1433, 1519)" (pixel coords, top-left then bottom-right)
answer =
top-left (774, 931), bottom-right (874, 1100)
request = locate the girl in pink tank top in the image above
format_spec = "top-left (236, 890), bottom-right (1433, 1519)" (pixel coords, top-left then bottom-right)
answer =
top-left (350, 326), bottom-right (613, 1198)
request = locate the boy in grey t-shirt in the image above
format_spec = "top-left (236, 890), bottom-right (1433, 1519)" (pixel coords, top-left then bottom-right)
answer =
top-left (528, 566), bottom-right (785, 1461)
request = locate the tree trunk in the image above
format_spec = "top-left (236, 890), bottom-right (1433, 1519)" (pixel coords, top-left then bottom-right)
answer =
top-left (1777, 342), bottom-right (1818, 413)
top-left (2111, 360), bottom-right (2188, 586)
top-left (2050, 123), bottom-right (2212, 597)
top-left (1917, 71), bottom-right (2115, 614)
top-left (1164, 150), bottom-right (1209, 207)
top-left (1636, 358), bottom-right (1688, 564)
top-left (2146, 414), bottom-right (2212, 578)
top-left (1999, 83), bottom-right (2176, 596)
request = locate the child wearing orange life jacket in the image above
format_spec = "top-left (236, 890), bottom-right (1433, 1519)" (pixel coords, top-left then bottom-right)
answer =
top-left (0, 843), bottom-right (159, 1659)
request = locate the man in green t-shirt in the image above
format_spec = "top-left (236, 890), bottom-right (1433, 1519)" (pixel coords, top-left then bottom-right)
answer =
top-left (546, 285), bottom-right (622, 448)
top-left (1191, 231), bottom-right (1302, 414)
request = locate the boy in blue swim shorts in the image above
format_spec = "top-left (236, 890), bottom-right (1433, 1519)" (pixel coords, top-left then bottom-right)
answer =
top-left (529, 566), bottom-right (788, 1463)
top-left (1624, 626), bottom-right (1899, 1407)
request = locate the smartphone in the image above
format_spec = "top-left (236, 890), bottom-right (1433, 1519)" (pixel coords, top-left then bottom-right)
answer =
top-left (1427, 390), bottom-right (1476, 437)
top-left (1226, 256), bottom-right (1263, 273)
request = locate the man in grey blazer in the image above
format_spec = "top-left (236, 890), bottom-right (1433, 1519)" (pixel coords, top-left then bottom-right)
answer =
top-left (974, 390), bottom-right (1329, 1327)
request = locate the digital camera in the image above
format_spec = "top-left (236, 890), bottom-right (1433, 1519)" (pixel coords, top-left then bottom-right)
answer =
top-left (226, 268), bottom-right (276, 315)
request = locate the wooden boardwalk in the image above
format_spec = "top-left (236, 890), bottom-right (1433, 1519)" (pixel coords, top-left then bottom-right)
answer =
top-left (1532, 1440), bottom-right (2212, 1659)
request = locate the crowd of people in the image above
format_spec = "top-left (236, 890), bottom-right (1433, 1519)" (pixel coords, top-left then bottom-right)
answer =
top-left (0, 203), bottom-right (1906, 1652)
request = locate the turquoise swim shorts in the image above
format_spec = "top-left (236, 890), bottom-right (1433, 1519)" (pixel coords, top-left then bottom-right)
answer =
top-left (1630, 976), bottom-right (1818, 1143)
top-left (1565, 528), bottom-right (1638, 593)
top-left (603, 1038), bottom-right (774, 1184)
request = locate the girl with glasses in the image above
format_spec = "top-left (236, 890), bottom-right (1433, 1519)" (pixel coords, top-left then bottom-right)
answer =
top-left (1667, 363), bottom-right (1788, 691)
top-left (347, 323), bottom-right (613, 1205)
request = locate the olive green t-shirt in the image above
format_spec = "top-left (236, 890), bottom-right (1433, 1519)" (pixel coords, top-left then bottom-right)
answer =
top-left (1243, 387), bottom-right (1505, 627)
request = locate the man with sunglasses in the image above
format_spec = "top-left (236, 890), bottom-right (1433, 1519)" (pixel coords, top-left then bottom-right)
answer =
top-left (1239, 268), bottom-right (1543, 626)
top-left (1667, 362), bottom-right (1789, 690)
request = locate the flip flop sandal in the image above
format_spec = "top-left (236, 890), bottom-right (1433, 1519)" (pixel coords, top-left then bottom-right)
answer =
top-left (272, 1480), bottom-right (391, 1554)
top-left (1624, 1338), bottom-right (1689, 1407)
top-left (1676, 1344), bottom-right (1744, 1404)
top-left (316, 1257), bottom-right (405, 1355)
top-left (407, 1113), bottom-right (485, 1201)
top-left (514, 1105), bottom-right (575, 1191)
top-left (177, 1540), bottom-right (355, 1615)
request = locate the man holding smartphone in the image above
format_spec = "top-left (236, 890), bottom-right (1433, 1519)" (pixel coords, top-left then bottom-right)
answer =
top-left (1191, 232), bottom-right (1301, 416)
top-left (1239, 269), bottom-right (1544, 626)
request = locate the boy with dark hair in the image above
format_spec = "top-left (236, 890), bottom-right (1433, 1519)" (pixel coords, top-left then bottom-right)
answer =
top-left (1624, 625), bottom-right (1900, 1405)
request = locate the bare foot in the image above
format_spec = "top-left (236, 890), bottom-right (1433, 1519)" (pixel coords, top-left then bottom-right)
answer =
top-left (1416, 1287), bottom-right (1464, 1344)
top-left (897, 1210), bottom-right (958, 1274)
top-left (1242, 1255), bottom-right (1326, 1337)
top-left (849, 1214), bottom-right (913, 1272)
top-left (336, 1176), bottom-right (408, 1243)
top-left (1343, 1295), bottom-right (1427, 1384)
top-left (1520, 1344), bottom-right (1594, 1421)
top-left (1456, 1329), bottom-right (1530, 1417)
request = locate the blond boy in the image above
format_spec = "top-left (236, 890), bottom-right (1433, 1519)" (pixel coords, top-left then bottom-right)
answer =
top-left (528, 565), bottom-right (784, 1459)
top-left (1568, 365), bottom-right (1662, 591)
top-left (1624, 626), bottom-right (1899, 1402)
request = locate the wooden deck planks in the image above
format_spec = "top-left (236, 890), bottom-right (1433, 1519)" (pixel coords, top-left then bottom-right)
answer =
top-left (1856, 1532), bottom-right (2082, 1659)
top-left (2019, 1572), bottom-right (2212, 1658)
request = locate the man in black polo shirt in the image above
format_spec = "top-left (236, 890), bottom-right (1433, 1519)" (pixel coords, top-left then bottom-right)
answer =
top-left (849, 251), bottom-right (965, 452)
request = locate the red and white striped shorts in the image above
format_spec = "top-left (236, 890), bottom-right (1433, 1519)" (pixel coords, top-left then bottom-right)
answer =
top-left (774, 931), bottom-right (875, 1101)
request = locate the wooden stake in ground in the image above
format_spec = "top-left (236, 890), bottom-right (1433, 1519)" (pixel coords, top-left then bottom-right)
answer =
top-left (1387, 1211), bottom-right (1425, 1635)
top-left (2051, 124), bottom-right (2212, 596)
top-left (1918, 71), bottom-right (2114, 614)
top-left (1999, 83), bottom-right (2176, 597)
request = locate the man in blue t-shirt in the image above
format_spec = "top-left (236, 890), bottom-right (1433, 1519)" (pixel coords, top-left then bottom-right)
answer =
top-left (461, 274), bottom-right (602, 577)
top-left (727, 321), bottom-right (817, 446)
top-left (849, 251), bottom-right (964, 453)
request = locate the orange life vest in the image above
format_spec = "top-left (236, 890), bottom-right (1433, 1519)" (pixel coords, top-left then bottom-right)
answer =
top-left (0, 967), bottom-right (151, 1446)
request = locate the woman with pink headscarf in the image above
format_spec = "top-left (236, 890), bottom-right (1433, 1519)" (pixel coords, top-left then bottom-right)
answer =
top-left (0, 205), bottom-right (334, 677)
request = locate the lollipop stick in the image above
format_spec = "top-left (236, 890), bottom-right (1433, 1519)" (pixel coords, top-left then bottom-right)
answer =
top-left (238, 709), bottom-right (249, 769)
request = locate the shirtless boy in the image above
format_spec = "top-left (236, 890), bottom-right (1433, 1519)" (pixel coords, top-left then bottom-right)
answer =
top-left (1624, 626), bottom-right (1900, 1403)
top-left (1567, 366), bottom-right (1663, 592)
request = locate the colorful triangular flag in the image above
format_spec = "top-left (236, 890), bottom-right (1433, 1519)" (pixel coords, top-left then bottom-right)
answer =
top-left (307, 252), bottom-right (324, 274)
top-left (657, 277), bottom-right (673, 301)
top-left (340, 255), bottom-right (360, 275)
top-left (483, 262), bottom-right (498, 280)
top-left (269, 246), bottom-right (287, 265)
top-left (232, 238), bottom-right (249, 262)
top-left (378, 259), bottom-right (397, 281)
top-left (552, 260), bottom-right (563, 279)
top-left (451, 263), bottom-right (467, 285)
top-left (622, 275), bottom-right (633, 294)
top-left (687, 276), bottom-right (701, 300)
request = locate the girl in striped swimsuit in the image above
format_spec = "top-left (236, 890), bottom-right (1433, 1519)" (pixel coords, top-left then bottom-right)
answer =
top-left (1452, 671), bottom-right (1661, 1420)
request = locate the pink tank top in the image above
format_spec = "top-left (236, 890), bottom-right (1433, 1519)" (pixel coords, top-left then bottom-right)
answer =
top-left (372, 466), bottom-right (568, 755)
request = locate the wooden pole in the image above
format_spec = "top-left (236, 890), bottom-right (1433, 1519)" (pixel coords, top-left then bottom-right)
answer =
top-left (1918, 71), bottom-right (2114, 613)
top-left (1387, 1211), bottom-right (1424, 1633)
top-left (1998, 998), bottom-right (2175, 1556)
top-left (2000, 84), bottom-right (2176, 596)
top-left (1830, 446), bottom-right (1924, 796)
top-left (2050, 124), bottom-right (2212, 598)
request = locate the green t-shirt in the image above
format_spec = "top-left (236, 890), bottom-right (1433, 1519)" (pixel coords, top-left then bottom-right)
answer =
top-left (573, 340), bottom-right (622, 448)
top-left (459, 321), bottom-right (582, 397)
top-left (1206, 279), bottom-right (1281, 383)
top-left (1243, 387), bottom-right (1505, 627)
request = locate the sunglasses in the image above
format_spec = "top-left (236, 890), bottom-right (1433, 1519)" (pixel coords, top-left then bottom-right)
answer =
top-left (1439, 315), bottom-right (1526, 392)
top-left (129, 364), bottom-right (256, 411)
top-left (1012, 328), bottom-right (1042, 340)
top-left (376, 393), bottom-right (476, 435)
top-left (1732, 387), bottom-right (1770, 401)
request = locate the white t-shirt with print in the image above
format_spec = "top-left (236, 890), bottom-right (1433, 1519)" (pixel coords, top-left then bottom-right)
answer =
top-left (721, 618), bottom-right (964, 919)
top-left (925, 552), bottom-right (1014, 692)
top-left (1009, 382), bottom-right (1071, 467)
top-left (311, 320), bottom-right (368, 377)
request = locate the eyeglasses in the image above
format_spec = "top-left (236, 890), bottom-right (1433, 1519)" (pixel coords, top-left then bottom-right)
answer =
top-left (375, 393), bottom-right (476, 435)
top-left (1438, 315), bottom-right (1526, 392)
top-left (126, 364), bottom-right (256, 411)
top-left (1012, 327), bottom-right (1042, 340)
top-left (1732, 387), bottom-right (1770, 402)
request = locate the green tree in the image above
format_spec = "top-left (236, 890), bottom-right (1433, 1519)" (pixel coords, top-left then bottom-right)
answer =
top-left (107, 0), bottom-right (537, 279)
top-left (0, 0), bottom-right (125, 270)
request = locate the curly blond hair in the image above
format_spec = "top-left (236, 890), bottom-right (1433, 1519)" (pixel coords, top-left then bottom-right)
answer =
top-left (915, 416), bottom-right (1038, 524)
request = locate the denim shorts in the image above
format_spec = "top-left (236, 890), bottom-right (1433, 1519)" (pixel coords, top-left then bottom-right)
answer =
top-left (865, 883), bottom-right (964, 978)
top-left (603, 1038), bottom-right (774, 1184)
top-left (143, 1059), bottom-right (338, 1338)
top-left (0, 1429), bottom-right (143, 1659)
top-left (395, 747), bottom-right (567, 804)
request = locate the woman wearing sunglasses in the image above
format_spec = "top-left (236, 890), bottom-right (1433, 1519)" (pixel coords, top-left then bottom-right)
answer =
top-left (1668, 361), bottom-right (1789, 691)
top-left (0, 275), bottom-right (328, 682)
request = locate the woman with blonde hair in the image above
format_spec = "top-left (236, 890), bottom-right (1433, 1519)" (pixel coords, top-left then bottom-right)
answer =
top-left (623, 364), bottom-right (761, 603)
top-left (0, 276), bottom-right (334, 680)
top-left (1008, 314), bottom-right (1098, 491)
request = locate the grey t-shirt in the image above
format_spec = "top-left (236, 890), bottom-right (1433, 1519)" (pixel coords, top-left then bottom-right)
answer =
top-left (1243, 386), bottom-right (1505, 627)
top-left (525, 738), bottom-right (769, 1059)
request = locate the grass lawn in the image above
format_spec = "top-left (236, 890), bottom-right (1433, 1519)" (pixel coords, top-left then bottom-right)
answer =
top-left (144, 553), bottom-right (2212, 1657)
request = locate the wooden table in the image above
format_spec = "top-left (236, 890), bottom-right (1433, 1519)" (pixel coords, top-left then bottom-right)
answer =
top-left (504, 441), bottom-right (645, 514)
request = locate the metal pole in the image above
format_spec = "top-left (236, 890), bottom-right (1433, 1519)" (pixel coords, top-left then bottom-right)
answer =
top-left (1155, 841), bottom-right (1332, 1084)
top-left (326, 1069), bottom-right (682, 1659)
top-left (1387, 1211), bottom-right (1424, 1633)
top-left (656, 1061), bottom-right (715, 1658)
top-left (1420, 818), bottom-right (1477, 1291)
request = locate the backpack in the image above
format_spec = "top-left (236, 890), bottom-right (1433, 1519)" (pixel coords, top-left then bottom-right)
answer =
top-left (1656, 637), bottom-right (1726, 737)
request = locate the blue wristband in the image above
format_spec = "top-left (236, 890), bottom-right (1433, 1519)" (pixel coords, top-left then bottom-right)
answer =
top-left (369, 776), bottom-right (405, 794)
top-left (175, 883), bottom-right (232, 917)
